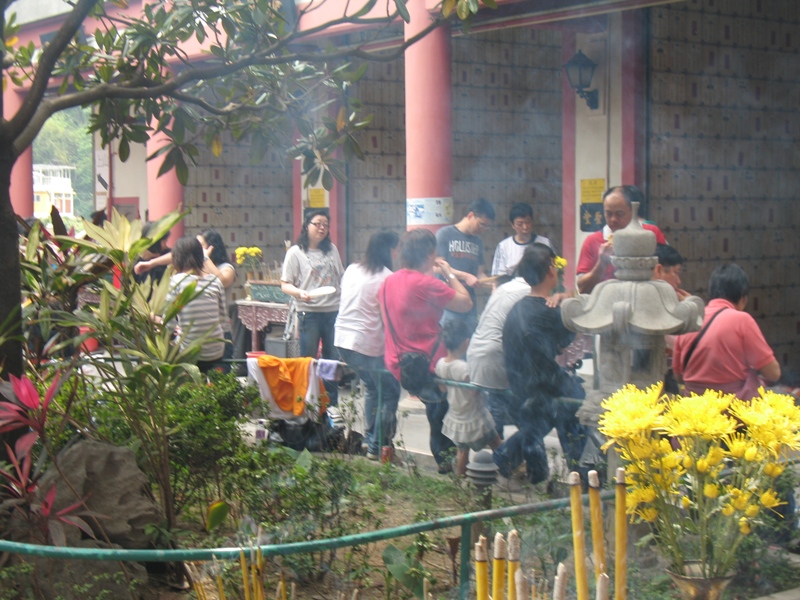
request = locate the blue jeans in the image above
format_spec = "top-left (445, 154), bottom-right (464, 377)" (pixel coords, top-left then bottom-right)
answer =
top-left (298, 311), bottom-right (339, 406)
top-left (493, 398), bottom-right (587, 484)
top-left (417, 382), bottom-right (456, 467)
top-left (484, 389), bottom-right (511, 439)
top-left (337, 347), bottom-right (400, 455)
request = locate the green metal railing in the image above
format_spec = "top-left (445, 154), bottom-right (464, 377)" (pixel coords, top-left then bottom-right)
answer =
top-left (0, 490), bottom-right (614, 599)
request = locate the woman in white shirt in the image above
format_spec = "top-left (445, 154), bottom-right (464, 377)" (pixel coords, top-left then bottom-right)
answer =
top-left (281, 209), bottom-right (345, 405)
top-left (335, 230), bottom-right (400, 459)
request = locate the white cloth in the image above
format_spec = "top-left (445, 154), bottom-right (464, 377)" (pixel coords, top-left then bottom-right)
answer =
top-left (435, 358), bottom-right (496, 446)
top-left (467, 277), bottom-right (531, 389)
top-left (334, 263), bottom-right (391, 357)
top-left (281, 244), bottom-right (344, 312)
top-left (246, 357), bottom-right (323, 422)
top-left (491, 235), bottom-right (554, 276)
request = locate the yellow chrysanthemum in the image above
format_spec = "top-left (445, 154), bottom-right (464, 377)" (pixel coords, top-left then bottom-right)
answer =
top-left (706, 446), bottom-right (725, 466)
top-left (744, 446), bottom-right (760, 462)
top-left (739, 517), bottom-right (751, 535)
top-left (729, 392), bottom-right (800, 455)
top-left (745, 504), bottom-right (760, 518)
top-left (554, 256), bottom-right (568, 270)
top-left (703, 483), bottom-right (720, 499)
top-left (599, 384), bottom-right (666, 443)
top-left (682, 455), bottom-right (693, 469)
top-left (626, 485), bottom-right (658, 512)
top-left (681, 496), bottom-right (691, 509)
top-left (721, 504), bottom-right (735, 517)
top-left (660, 391), bottom-right (737, 439)
top-left (696, 458), bottom-right (710, 474)
top-left (764, 463), bottom-right (785, 478)
top-left (640, 507), bottom-right (659, 522)
top-left (725, 432), bottom-right (749, 459)
top-left (760, 489), bottom-right (782, 509)
top-left (733, 493), bottom-right (750, 511)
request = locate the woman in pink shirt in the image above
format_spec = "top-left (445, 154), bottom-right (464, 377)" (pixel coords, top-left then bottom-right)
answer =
top-left (379, 229), bottom-right (472, 472)
top-left (673, 263), bottom-right (780, 400)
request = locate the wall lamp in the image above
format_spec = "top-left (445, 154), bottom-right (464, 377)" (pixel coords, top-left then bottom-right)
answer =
top-left (563, 50), bottom-right (599, 110)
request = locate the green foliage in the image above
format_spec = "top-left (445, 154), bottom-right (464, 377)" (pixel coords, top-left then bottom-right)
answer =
top-left (32, 107), bottom-right (93, 218)
top-left (19, 209), bottom-right (222, 532)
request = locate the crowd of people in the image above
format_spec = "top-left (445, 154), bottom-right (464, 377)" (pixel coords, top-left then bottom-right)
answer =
top-left (135, 184), bottom-right (782, 480)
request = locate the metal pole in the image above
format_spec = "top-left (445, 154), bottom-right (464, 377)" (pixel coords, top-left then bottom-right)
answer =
top-left (459, 522), bottom-right (471, 600)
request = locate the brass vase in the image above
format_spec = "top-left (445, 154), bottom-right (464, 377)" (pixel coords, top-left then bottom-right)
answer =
top-left (667, 562), bottom-right (734, 600)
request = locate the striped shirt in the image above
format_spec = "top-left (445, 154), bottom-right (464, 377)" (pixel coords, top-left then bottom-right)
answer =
top-left (166, 273), bottom-right (226, 362)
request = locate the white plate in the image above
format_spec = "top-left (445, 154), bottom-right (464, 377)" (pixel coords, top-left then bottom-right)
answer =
top-left (307, 285), bottom-right (336, 299)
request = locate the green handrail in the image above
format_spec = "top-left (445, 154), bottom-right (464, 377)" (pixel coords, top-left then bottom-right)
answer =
top-left (0, 490), bottom-right (614, 599)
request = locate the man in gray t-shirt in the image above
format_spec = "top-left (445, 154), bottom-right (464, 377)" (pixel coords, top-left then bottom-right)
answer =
top-left (436, 199), bottom-right (495, 333)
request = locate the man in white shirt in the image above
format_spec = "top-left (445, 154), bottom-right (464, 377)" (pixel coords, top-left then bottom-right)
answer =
top-left (491, 203), bottom-right (554, 276)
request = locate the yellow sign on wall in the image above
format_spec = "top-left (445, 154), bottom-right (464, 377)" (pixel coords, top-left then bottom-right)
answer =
top-left (580, 178), bottom-right (606, 204)
top-left (308, 188), bottom-right (327, 208)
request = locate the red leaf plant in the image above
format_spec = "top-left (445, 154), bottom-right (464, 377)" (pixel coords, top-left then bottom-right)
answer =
top-left (0, 374), bottom-right (96, 546)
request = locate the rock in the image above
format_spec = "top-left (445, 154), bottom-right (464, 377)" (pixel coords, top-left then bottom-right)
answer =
top-left (37, 440), bottom-right (164, 548)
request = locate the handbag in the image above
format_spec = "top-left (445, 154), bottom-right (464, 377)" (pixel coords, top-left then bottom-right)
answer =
top-left (382, 286), bottom-right (439, 396)
top-left (681, 307), bottom-right (728, 373)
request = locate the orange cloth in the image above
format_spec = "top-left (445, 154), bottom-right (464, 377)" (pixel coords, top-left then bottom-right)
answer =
top-left (257, 355), bottom-right (328, 416)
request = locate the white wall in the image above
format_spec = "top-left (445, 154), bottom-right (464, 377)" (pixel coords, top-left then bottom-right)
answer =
top-left (7, 0), bottom-right (71, 25)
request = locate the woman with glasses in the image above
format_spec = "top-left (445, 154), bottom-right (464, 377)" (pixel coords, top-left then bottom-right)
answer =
top-left (281, 208), bottom-right (345, 405)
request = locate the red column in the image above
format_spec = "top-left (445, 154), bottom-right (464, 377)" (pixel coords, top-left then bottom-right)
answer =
top-left (561, 31), bottom-right (577, 290)
top-left (621, 9), bottom-right (646, 188)
top-left (404, 0), bottom-right (451, 232)
top-left (6, 89), bottom-right (34, 218)
top-left (145, 130), bottom-right (184, 243)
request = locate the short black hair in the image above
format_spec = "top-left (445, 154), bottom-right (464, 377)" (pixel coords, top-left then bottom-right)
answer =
top-left (509, 203), bottom-right (533, 223)
top-left (602, 185), bottom-right (644, 206)
top-left (655, 244), bottom-right (683, 268)
top-left (400, 228), bottom-right (437, 270)
top-left (442, 318), bottom-right (472, 352)
top-left (172, 237), bottom-right (204, 273)
top-left (517, 243), bottom-right (555, 287)
top-left (708, 263), bottom-right (749, 303)
top-left (466, 198), bottom-right (496, 221)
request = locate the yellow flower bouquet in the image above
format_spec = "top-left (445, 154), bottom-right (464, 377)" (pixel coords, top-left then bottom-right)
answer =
top-left (235, 246), bottom-right (263, 272)
top-left (598, 384), bottom-right (800, 579)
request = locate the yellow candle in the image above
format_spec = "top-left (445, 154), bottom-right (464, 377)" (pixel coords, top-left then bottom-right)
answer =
top-left (507, 529), bottom-right (520, 600)
top-left (513, 567), bottom-right (527, 599)
top-left (553, 562), bottom-right (567, 600)
top-left (240, 549), bottom-right (251, 600)
top-left (615, 467), bottom-right (627, 600)
top-left (588, 470), bottom-right (606, 579)
top-left (492, 532), bottom-right (506, 600)
top-left (250, 550), bottom-right (260, 600)
top-left (475, 535), bottom-right (489, 600)
top-left (569, 471), bottom-right (590, 600)
top-left (213, 556), bottom-right (226, 600)
top-left (596, 572), bottom-right (610, 600)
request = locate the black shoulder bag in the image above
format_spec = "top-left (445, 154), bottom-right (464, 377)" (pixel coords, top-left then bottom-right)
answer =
top-left (663, 308), bottom-right (727, 394)
top-left (382, 286), bottom-right (439, 397)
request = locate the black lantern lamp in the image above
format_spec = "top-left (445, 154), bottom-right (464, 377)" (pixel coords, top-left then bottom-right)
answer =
top-left (563, 50), bottom-right (599, 110)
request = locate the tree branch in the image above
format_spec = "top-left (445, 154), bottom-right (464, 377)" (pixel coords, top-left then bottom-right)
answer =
top-left (4, 0), bottom-right (100, 147)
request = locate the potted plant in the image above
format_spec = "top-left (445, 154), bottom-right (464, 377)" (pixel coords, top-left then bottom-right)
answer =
top-left (598, 384), bottom-right (800, 599)
top-left (235, 246), bottom-right (263, 280)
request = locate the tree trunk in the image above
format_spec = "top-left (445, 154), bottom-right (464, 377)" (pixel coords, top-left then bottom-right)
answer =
top-left (0, 156), bottom-right (25, 459)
